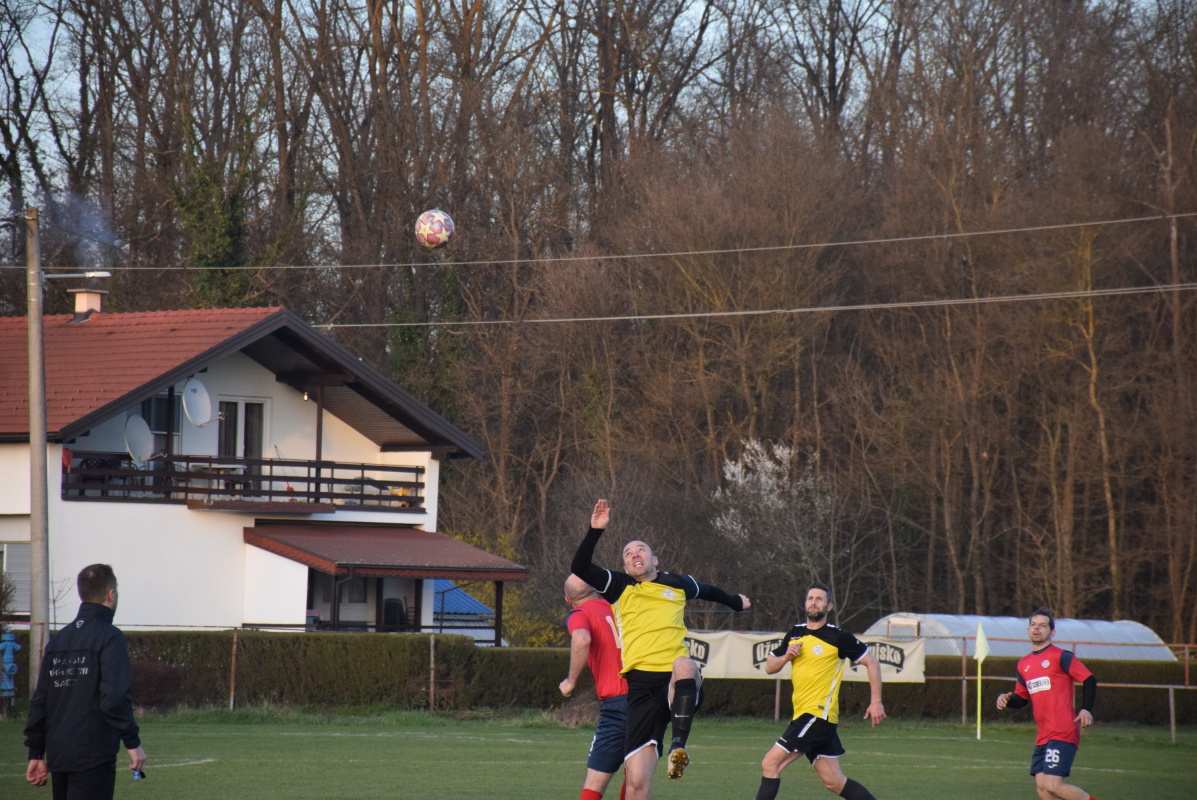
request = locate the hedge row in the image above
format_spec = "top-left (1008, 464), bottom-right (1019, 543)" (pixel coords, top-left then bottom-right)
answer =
top-left (4, 630), bottom-right (1194, 724)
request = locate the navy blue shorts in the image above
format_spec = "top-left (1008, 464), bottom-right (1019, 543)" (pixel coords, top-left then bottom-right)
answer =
top-left (1030, 740), bottom-right (1078, 777)
top-left (588, 694), bottom-right (629, 773)
top-left (775, 713), bottom-right (845, 764)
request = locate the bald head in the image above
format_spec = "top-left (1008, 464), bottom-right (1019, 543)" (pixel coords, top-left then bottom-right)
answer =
top-left (564, 574), bottom-right (598, 606)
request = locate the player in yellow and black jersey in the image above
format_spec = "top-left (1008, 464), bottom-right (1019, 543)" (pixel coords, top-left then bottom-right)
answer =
top-left (571, 499), bottom-right (751, 800)
top-left (752, 582), bottom-right (886, 800)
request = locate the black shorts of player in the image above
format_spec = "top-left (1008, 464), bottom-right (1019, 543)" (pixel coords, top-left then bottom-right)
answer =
top-left (775, 713), bottom-right (846, 764)
top-left (622, 668), bottom-right (705, 759)
top-left (1030, 740), bottom-right (1078, 777)
top-left (624, 669), bottom-right (673, 759)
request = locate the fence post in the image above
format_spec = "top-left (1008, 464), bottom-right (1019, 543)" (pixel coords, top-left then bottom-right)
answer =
top-left (1169, 686), bottom-right (1176, 745)
top-left (961, 638), bottom-right (968, 724)
top-left (429, 634), bottom-right (436, 712)
top-left (228, 628), bottom-right (238, 711)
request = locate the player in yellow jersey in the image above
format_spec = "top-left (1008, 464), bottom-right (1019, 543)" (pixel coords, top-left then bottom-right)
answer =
top-left (572, 499), bottom-right (751, 800)
top-left (752, 582), bottom-right (886, 800)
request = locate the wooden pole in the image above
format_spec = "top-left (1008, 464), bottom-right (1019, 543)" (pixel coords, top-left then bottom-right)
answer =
top-left (228, 629), bottom-right (239, 711)
top-left (429, 634), bottom-right (436, 712)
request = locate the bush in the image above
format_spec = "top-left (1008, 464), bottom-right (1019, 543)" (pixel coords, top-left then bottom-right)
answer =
top-left (5, 630), bottom-right (1193, 725)
top-left (0, 572), bottom-right (15, 633)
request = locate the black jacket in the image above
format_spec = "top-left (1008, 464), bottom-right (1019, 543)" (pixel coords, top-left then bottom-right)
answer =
top-left (23, 602), bottom-right (141, 772)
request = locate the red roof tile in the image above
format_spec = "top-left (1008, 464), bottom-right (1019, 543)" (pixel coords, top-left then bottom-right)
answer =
top-left (244, 524), bottom-right (528, 580)
top-left (0, 307), bottom-right (283, 436)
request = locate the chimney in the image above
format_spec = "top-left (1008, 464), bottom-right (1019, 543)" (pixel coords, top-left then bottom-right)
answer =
top-left (68, 275), bottom-right (108, 319)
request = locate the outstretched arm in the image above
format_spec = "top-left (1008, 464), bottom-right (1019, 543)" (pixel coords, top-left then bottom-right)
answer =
top-left (692, 580), bottom-right (751, 612)
top-left (571, 500), bottom-right (614, 592)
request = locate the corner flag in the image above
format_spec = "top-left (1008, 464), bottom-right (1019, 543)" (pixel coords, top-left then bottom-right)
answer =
top-left (975, 622), bottom-right (990, 662)
top-left (975, 622), bottom-right (989, 739)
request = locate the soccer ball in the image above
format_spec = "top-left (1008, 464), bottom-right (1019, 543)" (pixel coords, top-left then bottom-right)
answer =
top-left (414, 208), bottom-right (455, 249)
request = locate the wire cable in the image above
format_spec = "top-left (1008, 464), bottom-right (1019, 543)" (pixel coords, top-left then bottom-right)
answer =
top-left (321, 282), bottom-right (1197, 329)
top-left (9, 211), bottom-right (1194, 272)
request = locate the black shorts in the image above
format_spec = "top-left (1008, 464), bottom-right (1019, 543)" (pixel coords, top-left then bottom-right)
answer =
top-left (624, 670), bottom-right (672, 759)
top-left (622, 668), bottom-right (703, 759)
top-left (775, 713), bottom-right (845, 764)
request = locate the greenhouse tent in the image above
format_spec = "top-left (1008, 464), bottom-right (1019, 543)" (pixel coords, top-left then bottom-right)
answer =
top-left (863, 613), bottom-right (1174, 661)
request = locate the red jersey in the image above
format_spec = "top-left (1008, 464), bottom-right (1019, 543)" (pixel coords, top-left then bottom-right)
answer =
top-left (1013, 644), bottom-right (1093, 745)
top-left (567, 597), bottom-right (628, 700)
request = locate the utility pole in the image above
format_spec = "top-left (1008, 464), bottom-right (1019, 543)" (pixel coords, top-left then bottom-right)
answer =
top-left (25, 209), bottom-right (49, 697)
top-left (26, 208), bottom-right (49, 698)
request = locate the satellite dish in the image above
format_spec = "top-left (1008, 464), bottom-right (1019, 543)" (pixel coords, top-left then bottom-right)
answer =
top-left (181, 378), bottom-right (216, 426)
top-left (124, 415), bottom-right (154, 464)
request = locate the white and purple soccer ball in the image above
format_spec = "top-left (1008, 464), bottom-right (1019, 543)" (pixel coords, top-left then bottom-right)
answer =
top-left (414, 208), bottom-right (455, 249)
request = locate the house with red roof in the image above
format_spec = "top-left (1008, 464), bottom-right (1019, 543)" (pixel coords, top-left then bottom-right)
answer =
top-left (0, 292), bottom-right (525, 642)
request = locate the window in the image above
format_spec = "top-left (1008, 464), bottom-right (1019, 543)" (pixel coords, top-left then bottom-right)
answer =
top-left (140, 393), bottom-right (181, 456)
top-left (218, 400), bottom-right (266, 460)
top-left (0, 543), bottom-right (31, 614)
top-left (319, 575), bottom-right (367, 604)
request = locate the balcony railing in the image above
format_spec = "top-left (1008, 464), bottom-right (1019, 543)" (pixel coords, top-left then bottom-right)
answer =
top-left (62, 452), bottom-right (424, 511)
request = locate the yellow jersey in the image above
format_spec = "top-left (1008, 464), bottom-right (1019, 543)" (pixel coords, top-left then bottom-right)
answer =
top-left (571, 526), bottom-right (745, 674)
top-left (774, 622), bottom-right (868, 723)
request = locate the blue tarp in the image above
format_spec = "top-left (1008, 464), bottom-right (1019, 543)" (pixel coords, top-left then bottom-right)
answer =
top-left (433, 579), bottom-right (494, 617)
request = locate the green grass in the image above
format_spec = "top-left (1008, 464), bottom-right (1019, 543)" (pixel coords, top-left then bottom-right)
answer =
top-left (2, 710), bottom-right (1194, 799)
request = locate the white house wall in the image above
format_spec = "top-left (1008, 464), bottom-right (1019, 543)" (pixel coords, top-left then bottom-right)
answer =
top-left (0, 446), bottom-right (33, 515)
top-left (64, 353), bottom-right (439, 519)
top-left (1, 348), bottom-right (449, 632)
top-left (243, 544), bottom-right (308, 625)
top-left (48, 495), bottom-right (247, 629)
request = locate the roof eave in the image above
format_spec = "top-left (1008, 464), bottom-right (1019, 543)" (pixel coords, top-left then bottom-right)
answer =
top-left (54, 308), bottom-right (486, 460)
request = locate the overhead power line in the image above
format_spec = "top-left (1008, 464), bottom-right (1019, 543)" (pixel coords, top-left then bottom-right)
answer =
top-left (10, 211), bottom-right (1194, 272)
top-left (321, 282), bottom-right (1197, 329)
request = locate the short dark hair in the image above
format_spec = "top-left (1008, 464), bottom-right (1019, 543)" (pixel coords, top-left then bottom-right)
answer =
top-left (807, 581), bottom-right (834, 607)
top-left (77, 564), bottom-right (117, 604)
top-left (1029, 606), bottom-right (1055, 630)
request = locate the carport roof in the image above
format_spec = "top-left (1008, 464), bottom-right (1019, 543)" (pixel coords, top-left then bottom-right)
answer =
top-left (244, 523), bottom-right (528, 581)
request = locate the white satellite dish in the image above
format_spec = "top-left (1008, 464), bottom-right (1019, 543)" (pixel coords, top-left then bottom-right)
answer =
top-left (124, 415), bottom-right (155, 464)
top-left (181, 378), bottom-right (217, 426)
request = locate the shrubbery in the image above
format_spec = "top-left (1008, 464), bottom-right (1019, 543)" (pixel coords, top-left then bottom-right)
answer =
top-left (3, 630), bottom-right (1192, 725)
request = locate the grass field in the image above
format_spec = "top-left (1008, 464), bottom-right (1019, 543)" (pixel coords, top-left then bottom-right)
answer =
top-left (2, 709), bottom-right (1193, 799)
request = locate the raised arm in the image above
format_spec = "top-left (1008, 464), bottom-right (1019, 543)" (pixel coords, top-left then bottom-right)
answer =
top-left (571, 500), bottom-right (613, 592)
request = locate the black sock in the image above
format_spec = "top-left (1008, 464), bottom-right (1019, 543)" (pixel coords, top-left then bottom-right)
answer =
top-left (670, 678), bottom-right (697, 749)
top-left (754, 776), bottom-right (781, 800)
top-left (838, 778), bottom-right (876, 800)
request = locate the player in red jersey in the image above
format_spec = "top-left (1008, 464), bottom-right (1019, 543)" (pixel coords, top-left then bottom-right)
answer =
top-left (561, 574), bottom-right (630, 800)
top-left (996, 608), bottom-right (1099, 800)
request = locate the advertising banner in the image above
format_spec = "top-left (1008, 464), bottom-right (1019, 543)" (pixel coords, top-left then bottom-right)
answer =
top-left (682, 631), bottom-right (925, 683)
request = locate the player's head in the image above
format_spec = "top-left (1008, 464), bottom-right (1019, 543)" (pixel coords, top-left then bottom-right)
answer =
top-left (805, 581), bottom-right (833, 622)
top-left (564, 574), bottom-right (597, 606)
top-left (77, 563), bottom-right (118, 608)
top-left (622, 540), bottom-right (658, 582)
top-left (1028, 607), bottom-right (1055, 645)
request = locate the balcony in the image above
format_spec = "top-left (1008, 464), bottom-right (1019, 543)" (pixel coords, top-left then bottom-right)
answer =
top-left (62, 452), bottom-right (424, 512)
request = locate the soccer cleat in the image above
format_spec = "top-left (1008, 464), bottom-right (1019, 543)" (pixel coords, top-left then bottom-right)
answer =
top-left (667, 747), bottom-right (689, 779)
